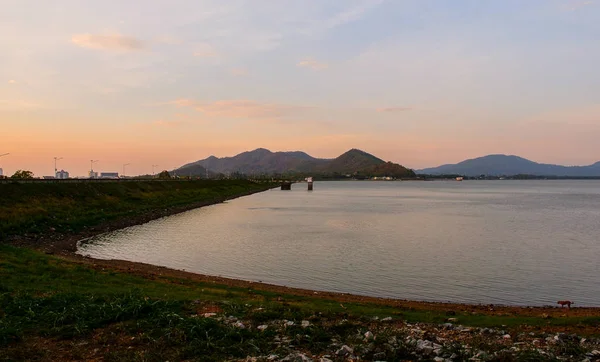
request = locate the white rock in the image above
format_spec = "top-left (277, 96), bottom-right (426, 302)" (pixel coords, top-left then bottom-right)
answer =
top-left (267, 355), bottom-right (279, 361)
top-left (336, 345), bottom-right (354, 356)
top-left (202, 312), bottom-right (217, 318)
top-left (319, 358), bottom-right (333, 362)
top-left (234, 321), bottom-right (246, 329)
top-left (301, 320), bottom-right (311, 328)
top-left (364, 331), bottom-right (375, 341)
top-left (434, 357), bottom-right (445, 362)
top-left (503, 334), bottom-right (511, 340)
top-left (257, 325), bottom-right (268, 331)
top-left (381, 317), bottom-right (393, 322)
top-left (282, 353), bottom-right (313, 362)
top-left (285, 321), bottom-right (295, 327)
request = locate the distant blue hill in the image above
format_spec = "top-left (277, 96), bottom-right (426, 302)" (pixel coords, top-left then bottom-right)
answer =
top-left (417, 155), bottom-right (600, 177)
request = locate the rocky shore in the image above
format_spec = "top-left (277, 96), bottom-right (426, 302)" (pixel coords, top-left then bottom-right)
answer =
top-left (215, 312), bottom-right (600, 361)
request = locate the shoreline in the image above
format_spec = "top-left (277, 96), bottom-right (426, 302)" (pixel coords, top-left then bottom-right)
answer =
top-left (10, 186), bottom-right (600, 319)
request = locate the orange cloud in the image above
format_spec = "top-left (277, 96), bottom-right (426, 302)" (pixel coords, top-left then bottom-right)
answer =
top-left (193, 43), bottom-right (219, 58)
top-left (230, 67), bottom-right (249, 77)
top-left (376, 107), bottom-right (413, 112)
top-left (71, 33), bottom-right (145, 51)
top-left (0, 99), bottom-right (41, 110)
top-left (297, 58), bottom-right (328, 70)
top-left (166, 99), bottom-right (307, 119)
top-left (152, 120), bottom-right (187, 127)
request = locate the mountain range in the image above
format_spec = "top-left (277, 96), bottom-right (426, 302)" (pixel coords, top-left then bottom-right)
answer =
top-left (417, 155), bottom-right (600, 177)
top-left (174, 148), bottom-right (416, 178)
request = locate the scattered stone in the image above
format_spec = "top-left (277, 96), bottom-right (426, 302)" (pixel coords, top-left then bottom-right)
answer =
top-left (233, 321), bottom-right (246, 329)
top-left (301, 320), bottom-right (311, 328)
top-left (447, 318), bottom-right (459, 323)
top-left (434, 357), bottom-right (444, 362)
top-left (503, 334), bottom-right (511, 340)
top-left (336, 345), bottom-right (354, 357)
top-left (364, 331), bottom-right (374, 341)
top-left (281, 353), bottom-right (313, 362)
top-left (319, 358), bottom-right (333, 362)
top-left (381, 316), bottom-right (393, 322)
top-left (257, 325), bottom-right (268, 331)
top-left (202, 312), bottom-right (217, 318)
top-left (372, 352), bottom-right (386, 360)
top-left (285, 321), bottom-right (295, 327)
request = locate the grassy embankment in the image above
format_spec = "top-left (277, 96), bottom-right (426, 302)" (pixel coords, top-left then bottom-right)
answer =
top-left (0, 180), bottom-right (273, 242)
top-left (2, 246), bottom-right (600, 360)
top-left (1, 180), bottom-right (600, 360)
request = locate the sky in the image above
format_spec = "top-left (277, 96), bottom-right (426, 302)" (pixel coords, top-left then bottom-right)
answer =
top-left (1, 0), bottom-right (599, 176)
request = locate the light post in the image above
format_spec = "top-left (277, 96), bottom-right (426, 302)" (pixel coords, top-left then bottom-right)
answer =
top-left (123, 163), bottom-right (130, 177)
top-left (152, 164), bottom-right (158, 177)
top-left (90, 160), bottom-right (99, 178)
top-left (0, 153), bottom-right (9, 177)
top-left (54, 157), bottom-right (63, 176)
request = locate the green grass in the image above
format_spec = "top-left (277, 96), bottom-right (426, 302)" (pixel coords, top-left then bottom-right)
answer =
top-left (1, 245), bottom-right (599, 360)
top-left (0, 180), bottom-right (273, 241)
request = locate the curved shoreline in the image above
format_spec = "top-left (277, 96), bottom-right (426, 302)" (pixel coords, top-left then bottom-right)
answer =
top-left (12, 187), bottom-right (600, 318)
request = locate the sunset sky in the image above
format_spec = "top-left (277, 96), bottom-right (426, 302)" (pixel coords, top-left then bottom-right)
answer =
top-left (2, 0), bottom-right (599, 176)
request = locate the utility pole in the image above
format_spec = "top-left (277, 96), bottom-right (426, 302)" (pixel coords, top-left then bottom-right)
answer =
top-left (90, 160), bottom-right (99, 178)
top-left (54, 157), bottom-right (63, 176)
top-left (123, 163), bottom-right (130, 177)
top-left (152, 164), bottom-right (158, 177)
top-left (0, 153), bottom-right (9, 177)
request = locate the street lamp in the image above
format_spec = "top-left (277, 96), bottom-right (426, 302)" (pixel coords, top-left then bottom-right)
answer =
top-left (0, 153), bottom-right (8, 177)
top-left (123, 163), bottom-right (131, 177)
top-left (90, 160), bottom-right (99, 178)
top-left (54, 157), bottom-right (63, 175)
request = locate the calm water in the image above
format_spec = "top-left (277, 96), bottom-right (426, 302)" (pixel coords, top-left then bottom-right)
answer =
top-left (78, 181), bottom-right (600, 306)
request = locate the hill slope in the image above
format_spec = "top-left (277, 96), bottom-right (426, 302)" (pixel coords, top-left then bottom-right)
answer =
top-left (418, 155), bottom-right (600, 176)
top-left (176, 148), bottom-right (415, 177)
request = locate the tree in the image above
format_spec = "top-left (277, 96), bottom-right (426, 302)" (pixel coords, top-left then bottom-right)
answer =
top-left (158, 170), bottom-right (171, 179)
top-left (11, 170), bottom-right (34, 179)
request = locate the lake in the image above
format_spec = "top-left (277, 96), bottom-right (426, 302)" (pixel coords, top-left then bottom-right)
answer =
top-left (77, 180), bottom-right (600, 306)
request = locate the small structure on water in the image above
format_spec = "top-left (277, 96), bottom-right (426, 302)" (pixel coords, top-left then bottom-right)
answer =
top-left (307, 177), bottom-right (313, 191)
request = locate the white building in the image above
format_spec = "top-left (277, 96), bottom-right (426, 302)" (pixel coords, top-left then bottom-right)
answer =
top-left (55, 170), bottom-right (69, 179)
top-left (0, 168), bottom-right (3, 177)
top-left (88, 171), bottom-right (98, 179)
top-left (100, 172), bottom-right (119, 179)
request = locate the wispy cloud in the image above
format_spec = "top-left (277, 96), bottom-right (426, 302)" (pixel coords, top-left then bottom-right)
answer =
top-left (323, 0), bottom-right (384, 30)
top-left (297, 58), bottom-right (328, 70)
top-left (230, 68), bottom-right (249, 77)
top-left (152, 120), bottom-right (187, 128)
top-left (165, 99), bottom-right (307, 119)
top-left (565, 0), bottom-right (595, 11)
top-left (376, 107), bottom-right (413, 113)
top-left (8, 80), bottom-right (16, 84)
top-left (154, 35), bottom-right (183, 45)
top-left (0, 99), bottom-right (41, 110)
top-left (71, 33), bottom-right (145, 51)
top-left (193, 43), bottom-right (219, 58)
